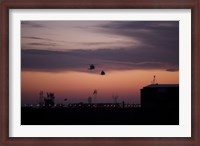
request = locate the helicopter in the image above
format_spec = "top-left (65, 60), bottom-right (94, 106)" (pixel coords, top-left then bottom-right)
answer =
top-left (88, 64), bottom-right (95, 70)
top-left (100, 70), bottom-right (106, 75)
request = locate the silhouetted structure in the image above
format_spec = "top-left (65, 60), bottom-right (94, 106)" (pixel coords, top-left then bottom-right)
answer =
top-left (39, 91), bottom-right (44, 107)
top-left (151, 75), bottom-right (158, 84)
top-left (112, 94), bottom-right (119, 104)
top-left (44, 92), bottom-right (55, 107)
top-left (88, 96), bottom-right (92, 104)
top-left (140, 84), bottom-right (179, 109)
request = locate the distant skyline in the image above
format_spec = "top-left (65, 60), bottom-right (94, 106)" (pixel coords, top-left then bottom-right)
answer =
top-left (21, 21), bottom-right (179, 104)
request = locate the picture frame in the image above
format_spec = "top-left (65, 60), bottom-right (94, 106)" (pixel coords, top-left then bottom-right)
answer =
top-left (0, 0), bottom-right (199, 145)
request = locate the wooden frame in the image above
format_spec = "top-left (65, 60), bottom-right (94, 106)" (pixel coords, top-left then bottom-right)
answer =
top-left (0, 0), bottom-right (199, 145)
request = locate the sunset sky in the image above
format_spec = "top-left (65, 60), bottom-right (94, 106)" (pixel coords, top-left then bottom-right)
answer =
top-left (21, 21), bottom-right (179, 104)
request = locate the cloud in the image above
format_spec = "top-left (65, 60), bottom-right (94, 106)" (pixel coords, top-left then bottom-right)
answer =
top-left (22, 36), bottom-right (53, 41)
top-left (165, 65), bottom-right (179, 72)
top-left (21, 21), bottom-right (179, 73)
top-left (21, 21), bottom-right (46, 28)
top-left (21, 48), bottom-right (179, 72)
top-left (21, 21), bottom-right (178, 53)
top-left (97, 21), bottom-right (179, 53)
top-left (26, 42), bottom-right (58, 47)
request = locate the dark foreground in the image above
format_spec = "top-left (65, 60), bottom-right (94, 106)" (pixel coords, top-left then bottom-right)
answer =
top-left (21, 107), bottom-right (179, 125)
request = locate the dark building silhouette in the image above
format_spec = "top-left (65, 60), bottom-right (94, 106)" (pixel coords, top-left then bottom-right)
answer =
top-left (140, 84), bottom-right (179, 110)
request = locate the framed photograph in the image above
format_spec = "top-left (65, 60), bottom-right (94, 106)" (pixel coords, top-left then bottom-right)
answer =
top-left (1, 0), bottom-right (199, 145)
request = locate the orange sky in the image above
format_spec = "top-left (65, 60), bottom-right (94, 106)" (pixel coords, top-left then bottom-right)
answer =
top-left (21, 70), bottom-right (178, 104)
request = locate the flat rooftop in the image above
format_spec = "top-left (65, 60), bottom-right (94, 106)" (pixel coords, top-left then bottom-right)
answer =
top-left (143, 84), bottom-right (179, 88)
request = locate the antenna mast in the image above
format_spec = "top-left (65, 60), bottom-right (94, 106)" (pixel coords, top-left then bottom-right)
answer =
top-left (112, 93), bottom-right (119, 104)
top-left (151, 75), bottom-right (158, 85)
top-left (39, 90), bottom-right (44, 107)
